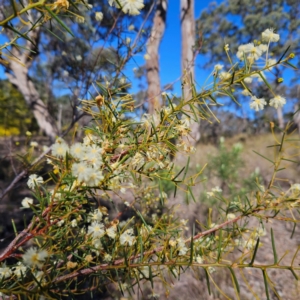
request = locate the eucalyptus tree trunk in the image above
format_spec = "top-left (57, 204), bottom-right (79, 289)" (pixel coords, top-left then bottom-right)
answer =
top-left (181, 0), bottom-right (194, 98)
top-left (273, 69), bottom-right (285, 130)
top-left (146, 0), bottom-right (168, 114)
top-left (276, 107), bottom-right (284, 129)
top-left (5, 60), bottom-right (57, 141)
top-left (180, 0), bottom-right (200, 143)
top-left (0, 4), bottom-right (57, 141)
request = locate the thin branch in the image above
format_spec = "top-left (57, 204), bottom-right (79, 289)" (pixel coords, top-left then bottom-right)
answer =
top-left (52, 211), bottom-right (258, 284)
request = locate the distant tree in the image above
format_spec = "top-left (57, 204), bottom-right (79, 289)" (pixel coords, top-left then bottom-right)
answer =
top-left (196, 0), bottom-right (300, 129)
top-left (0, 1), bottom-right (57, 140)
top-left (181, 0), bottom-right (195, 99)
top-left (0, 0), bottom-right (155, 139)
top-left (181, 0), bottom-right (201, 143)
top-left (145, 0), bottom-right (168, 114)
top-left (0, 80), bottom-right (38, 136)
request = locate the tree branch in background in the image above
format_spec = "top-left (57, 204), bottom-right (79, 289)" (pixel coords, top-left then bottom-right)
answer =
top-left (0, 1), bottom-right (57, 140)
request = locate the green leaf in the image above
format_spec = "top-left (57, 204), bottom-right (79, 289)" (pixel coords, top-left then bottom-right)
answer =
top-left (243, 51), bottom-right (249, 72)
top-left (136, 210), bottom-right (150, 232)
top-left (290, 223), bottom-right (297, 239)
top-left (69, 0), bottom-right (80, 11)
top-left (116, 269), bottom-right (124, 296)
top-left (217, 229), bottom-right (222, 262)
top-left (189, 224), bottom-right (195, 265)
top-left (164, 139), bottom-right (178, 153)
top-left (277, 45), bottom-right (291, 64)
top-left (213, 71), bottom-right (218, 90)
top-left (10, 0), bottom-right (18, 15)
top-left (172, 166), bottom-right (185, 181)
top-left (173, 184), bottom-right (178, 198)
top-left (187, 186), bottom-right (196, 203)
top-left (223, 88), bottom-right (240, 106)
top-left (262, 269), bottom-right (270, 300)
top-left (11, 219), bottom-right (17, 236)
top-left (271, 228), bottom-right (278, 264)
top-left (115, 0), bottom-right (122, 8)
top-left (188, 103), bottom-right (199, 122)
top-left (150, 122), bottom-right (159, 142)
top-left (253, 150), bottom-right (275, 165)
top-left (138, 232), bottom-right (143, 262)
top-left (284, 61), bottom-right (298, 69)
top-left (249, 238), bottom-right (260, 266)
top-left (13, 43), bottom-right (37, 53)
top-left (44, 6), bottom-right (74, 37)
top-left (170, 266), bottom-right (178, 278)
top-left (258, 72), bottom-right (272, 91)
top-left (279, 130), bottom-right (286, 152)
top-left (228, 267), bottom-right (240, 295)
top-left (95, 81), bottom-right (109, 97)
top-left (43, 25), bottom-right (64, 42)
top-left (31, 270), bottom-right (44, 289)
top-left (204, 268), bottom-right (211, 295)
top-left (149, 266), bottom-right (153, 288)
top-left (281, 158), bottom-right (299, 164)
top-left (289, 267), bottom-right (299, 280)
top-left (208, 94), bottom-right (217, 104)
top-left (230, 71), bottom-right (235, 85)
top-left (182, 156), bottom-right (190, 181)
top-left (123, 247), bottom-right (129, 267)
top-left (5, 24), bottom-right (35, 45)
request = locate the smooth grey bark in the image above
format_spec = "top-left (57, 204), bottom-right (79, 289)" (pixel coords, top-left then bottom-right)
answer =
top-left (181, 0), bottom-right (195, 97)
top-left (180, 0), bottom-right (200, 143)
top-left (277, 107), bottom-right (284, 129)
top-left (146, 0), bottom-right (168, 114)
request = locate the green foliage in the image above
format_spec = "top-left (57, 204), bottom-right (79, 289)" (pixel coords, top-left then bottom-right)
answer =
top-left (197, 0), bottom-right (300, 69)
top-left (205, 138), bottom-right (263, 200)
top-left (0, 80), bottom-right (38, 135)
top-left (208, 138), bottom-right (243, 184)
top-left (196, 0), bottom-right (300, 117)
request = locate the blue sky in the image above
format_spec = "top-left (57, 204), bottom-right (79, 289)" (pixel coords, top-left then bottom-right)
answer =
top-left (158, 0), bottom-right (216, 93)
top-left (126, 0), bottom-right (218, 96)
top-left (0, 0), bottom-right (297, 118)
top-left (0, 1), bottom-right (216, 91)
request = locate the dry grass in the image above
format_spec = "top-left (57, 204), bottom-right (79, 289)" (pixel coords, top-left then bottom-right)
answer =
top-left (155, 132), bottom-right (300, 300)
top-left (193, 132), bottom-right (300, 187)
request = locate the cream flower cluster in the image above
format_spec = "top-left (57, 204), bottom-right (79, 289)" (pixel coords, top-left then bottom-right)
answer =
top-left (22, 247), bottom-right (48, 269)
top-left (51, 137), bottom-right (104, 186)
top-left (262, 28), bottom-right (280, 42)
top-left (108, 0), bottom-right (144, 15)
top-left (215, 28), bottom-right (287, 112)
top-left (0, 247), bottom-right (49, 282)
top-left (168, 238), bottom-right (189, 255)
top-left (27, 174), bottom-right (44, 189)
top-left (120, 228), bottom-right (136, 246)
top-left (85, 209), bottom-right (118, 255)
top-left (236, 29), bottom-right (280, 63)
top-left (236, 43), bottom-right (268, 63)
top-left (248, 94), bottom-right (286, 112)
